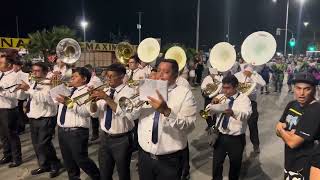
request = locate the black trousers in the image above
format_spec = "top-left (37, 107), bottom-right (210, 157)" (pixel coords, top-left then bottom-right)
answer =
top-left (0, 108), bottom-right (22, 162)
top-left (138, 148), bottom-right (184, 180)
top-left (58, 127), bottom-right (100, 180)
top-left (17, 100), bottom-right (27, 133)
top-left (99, 132), bottom-right (133, 180)
top-left (91, 117), bottom-right (100, 137)
top-left (248, 101), bottom-right (260, 146)
top-left (212, 134), bottom-right (246, 180)
top-left (30, 117), bottom-right (60, 169)
top-left (181, 144), bottom-right (190, 178)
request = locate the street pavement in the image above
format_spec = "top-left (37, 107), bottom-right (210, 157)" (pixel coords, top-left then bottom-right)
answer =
top-left (0, 84), bottom-right (295, 180)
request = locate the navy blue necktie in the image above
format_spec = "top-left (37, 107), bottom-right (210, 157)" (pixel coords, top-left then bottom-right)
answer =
top-left (104, 88), bottom-right (116, 130)
top-left (152, 111), bottom-right (161, 144)
top-left (25, 82), bottom-right (38, 113)
top-left (0, 73), bottom-right (4, 81)
top-left (221, 96), bottom-right (235, 129)
top-left (60, 87), bottom-right (77, 125)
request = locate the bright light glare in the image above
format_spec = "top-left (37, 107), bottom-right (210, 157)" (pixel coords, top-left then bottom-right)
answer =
top-left (80, 20), bottom-right (88, 29)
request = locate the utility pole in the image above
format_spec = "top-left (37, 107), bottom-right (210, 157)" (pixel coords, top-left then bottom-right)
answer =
top-left (137, 12), bottom-right (143, 43)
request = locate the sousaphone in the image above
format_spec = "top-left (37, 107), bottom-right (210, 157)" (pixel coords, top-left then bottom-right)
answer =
top-left (205, 42), bottom-right (236, 98)
top-left (137, 38), bottom-right (160, 63)
top-left (56, 38), bottom-right (81, 64)
top-left (239, 31), bottom-right (277, 95)
top-left (164, 46), bottom-right (186, 71)
top-left (115, 42), bottom-right (135, 64)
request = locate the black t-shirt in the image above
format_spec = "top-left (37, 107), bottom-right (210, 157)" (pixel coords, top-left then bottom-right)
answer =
top-left (279, 100), bottom-right (320, 172)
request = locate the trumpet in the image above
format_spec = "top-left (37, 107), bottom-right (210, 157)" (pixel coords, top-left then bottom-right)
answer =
top-left (127, 79), bottom-right (140, 88)
top-left (64, 83), bottom-right (109, 109)
top-left (119, 93), bottom-right (147, 113)
top-left (199, 95), bottom-right (227, 120)
top-left (29, 74), bottom-right (68, 87)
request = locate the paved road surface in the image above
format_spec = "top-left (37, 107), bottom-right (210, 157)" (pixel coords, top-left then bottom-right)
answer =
top-left (0, 85), bottom-right (294, 180)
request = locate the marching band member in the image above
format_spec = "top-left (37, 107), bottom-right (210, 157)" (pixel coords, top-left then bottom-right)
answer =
top-left (207, 75), bottom-right (252, 180)
top-left (139, 61), bottom-right (153, 77)
top-left (126, 55), bottom-right (147, 82)
top-left (201, 68), bottom-right (223, 130)
top-left (276, 72), bottom-right (319, 180)
top-left (13, 60), bottom-right (29, 134)
top-left (18, 62), bottom-right (61, 178)
top-left (89, 63), bottom-right (137, 180)
top-left (55, 67), bottom-right (100, 180)
top-left (84, 64), bottom-right (103, 141)
top-left (136, 59), bottom-right (197, 180)
top-left (234, 64), bottom-right (266, 153)
top-left (0, 53), bottom-right (23, 168)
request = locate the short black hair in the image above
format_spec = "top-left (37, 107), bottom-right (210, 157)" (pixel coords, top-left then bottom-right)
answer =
top-left (159, 59), bottom-right (179, 78)
top-left (151, 68), bottom-right (157, 72)
top-left (13, 60), bottom-right (23, 66)
top-left (32, 62), bottom-right (49, 73)
top-left (129, 54), bottom-right (141, 64)
top-left (73, 67), bottom-right (92, 84)
top-left (222, 75), bottom-right (239, 88)
top-left (84, 64), bottom-right (93, 72)
top-left (106, 63), bottom-right (126, 76)
top-left (0, 53), bottom-right (16, 65)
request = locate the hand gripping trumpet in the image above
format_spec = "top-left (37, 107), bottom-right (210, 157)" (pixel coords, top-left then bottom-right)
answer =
top-left (64, 83), bottom-right (109, 109)
top-left (199, 95), bottom-right (227, 120)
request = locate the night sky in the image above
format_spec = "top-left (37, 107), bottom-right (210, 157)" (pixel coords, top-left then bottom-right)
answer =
top-left (2, 0), bottom-right (320, 51)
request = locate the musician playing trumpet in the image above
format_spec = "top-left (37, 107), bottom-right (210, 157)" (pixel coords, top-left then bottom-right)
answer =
top-left (89, 63), bottom-right (138, 180)
top-left (17, 62), bottom-right (62, 178)
top-left (234, 64), bottom-right (266, 153)
top-left (55, 67), bottom-right (100, 180)
top-left (206, 75), bottom-right (252, 180)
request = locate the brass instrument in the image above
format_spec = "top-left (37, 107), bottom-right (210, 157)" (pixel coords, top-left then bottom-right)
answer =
top-left (164, 46), bottom-right (187, 71)
top-left (203, 78), bottom-right (222, 98)
top-left (127, 79), bottom-right (140, 88)
top-left (65, 83), bottom-right (109, 109)
top-left (56, 38), bottom-right (81, 64)
top-left (137, 38), bottom-right (160, 63)
top-left (115, 42), bottom-right (135, 64)
top-left (29, 74), bottom-right (68, 88)
top-left (209, 42), bottom-right (236, 72)
top-left (199, 96), bottom-right (227, 120)
top-left (119, 93), bottom-right (147, 113)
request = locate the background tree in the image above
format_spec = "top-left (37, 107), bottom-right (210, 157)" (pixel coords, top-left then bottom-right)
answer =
top-left (27, 26), bottom-right (77, 62)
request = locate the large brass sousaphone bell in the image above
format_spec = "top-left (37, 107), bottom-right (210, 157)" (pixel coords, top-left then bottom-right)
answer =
top-left (164, 46), bottom-right (187, 71)
top-left (137, 38), bottom-right (160, 63)
top-left (56, 38), bottom-right (81, 64)
top-left (239, 31), bottom-right (277, 95)
top-left (115, 42), bottom-right (135, 64)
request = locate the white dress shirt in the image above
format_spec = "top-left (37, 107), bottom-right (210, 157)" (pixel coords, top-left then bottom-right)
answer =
top-left (91, 84), bottom-right (137, 134)
top-left (26, 80), bottom-right (58, 119)
top-left (57, 85), bottom-right (91, 128)
top-left (87, 75), bottom-right (103, 88)
top-left (141, 65), bottom-right (152, 77)
top-left (234, 71), bottom-right (266, 101)
top-left (137, 84), bottom-right (197, 155)
top-left (176, 76), bottom-right (191, 89)
top-left (0, 70), bottom-right (21, 109)
top-left (207, 93), bottom-right (252, 135)
top-left (126, 68), bottom-right (147, 81)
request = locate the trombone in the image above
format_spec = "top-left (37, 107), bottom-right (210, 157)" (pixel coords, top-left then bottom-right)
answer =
top-left (64, 83), bottom-right (109, 109)
top-left (118, 93), bottom-right (147, 113)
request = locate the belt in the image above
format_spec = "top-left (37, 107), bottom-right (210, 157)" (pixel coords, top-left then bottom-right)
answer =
top-left (59, 127), bottom-right (88, 132)
top-left (0, 107), bottom-right (17, 111)
top-left (103, 131), bottom-right (131, 138)
top-left (140, 147), bottom-right (184, 161)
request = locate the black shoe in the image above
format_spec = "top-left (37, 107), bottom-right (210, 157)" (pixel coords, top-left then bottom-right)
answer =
top-left (90, 135), bottom-right (99, 141)
top-left (266, 91), bottom-right (270, 94)
top-left (0, 157), bottom-right (12, 165)
top-left (253, 145), bottom-right (260, 154)
top-left (31, 167), bottom-right (50, 175)
top-left (8, 160), bottom-right (22, 168)
top-left (49, 166), bottom-right (61, 178)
